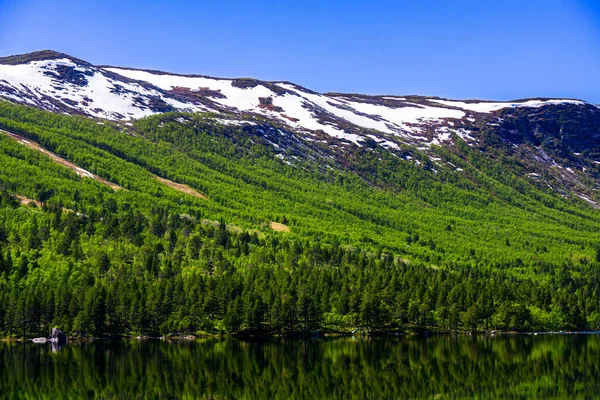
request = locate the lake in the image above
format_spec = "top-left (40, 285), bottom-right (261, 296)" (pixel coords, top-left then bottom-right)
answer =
top-left (1, 334), bottom-right (598, 399)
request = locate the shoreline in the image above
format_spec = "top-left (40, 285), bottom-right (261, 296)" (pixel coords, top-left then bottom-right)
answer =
top-left (4, 329), bottom-right (600, 343)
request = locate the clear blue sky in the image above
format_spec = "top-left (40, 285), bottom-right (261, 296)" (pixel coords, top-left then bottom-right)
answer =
top-left (1, 0), bottom-right (599, 102)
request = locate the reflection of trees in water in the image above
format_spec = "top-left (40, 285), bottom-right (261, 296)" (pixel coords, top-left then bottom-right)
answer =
top-left (1, 335), bottom-right (599, 399)
top-left (50, 342), bottom-right (64, 353)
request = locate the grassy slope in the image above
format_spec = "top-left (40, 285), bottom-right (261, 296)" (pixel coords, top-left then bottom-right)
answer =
top-left (0, 100), bottom-right (598, 268)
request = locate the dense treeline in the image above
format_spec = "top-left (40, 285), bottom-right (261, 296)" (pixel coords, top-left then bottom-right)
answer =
top-left (1, 100), bottom-right (600, 336)
top-left (0, 189), bottom-right (599, 337)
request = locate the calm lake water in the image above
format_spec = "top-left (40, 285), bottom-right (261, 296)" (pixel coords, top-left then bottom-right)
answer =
top-left (1, 334), bottom-right (599, 399)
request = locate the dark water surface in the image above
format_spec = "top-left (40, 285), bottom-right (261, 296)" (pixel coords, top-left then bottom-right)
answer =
top-left (1, 334), bottom-right (599, 399)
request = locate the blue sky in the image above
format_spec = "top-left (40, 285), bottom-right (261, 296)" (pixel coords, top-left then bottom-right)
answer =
top-left (0, 0), bottom-right (599, 102)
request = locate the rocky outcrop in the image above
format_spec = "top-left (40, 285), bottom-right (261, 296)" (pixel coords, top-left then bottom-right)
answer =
top-left (32, 327), bottom-right (66, 344)
top-left (49, 327), bottom-right (66, 344)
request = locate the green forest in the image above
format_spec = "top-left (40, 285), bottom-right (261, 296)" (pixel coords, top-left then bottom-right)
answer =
top-left (0, 100), bottom-right (600, 337)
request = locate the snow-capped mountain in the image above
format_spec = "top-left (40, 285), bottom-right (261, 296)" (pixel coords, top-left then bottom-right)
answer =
top-left (0, 50), bottom-right (593, 150)
top-left (2, 50), bottom-right (600, 204)
top-left (0, 51), bottom-right (209, 120)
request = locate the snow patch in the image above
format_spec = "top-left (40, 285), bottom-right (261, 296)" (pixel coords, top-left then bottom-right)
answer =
top-left (106, 67), bottom-right (274, 112)
top-left (212, 118), bottom-right (257, 127)
top-left (430, 99), bottom-right (586, 113)
top-left (339, 98), bottom-right (465, 135)
top-left (0, 59), bottom-right (206, 120)
top-left (576, 193), bottom-right (597, 204)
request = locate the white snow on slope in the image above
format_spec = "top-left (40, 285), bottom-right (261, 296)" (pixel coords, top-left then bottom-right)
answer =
top-left (271, 92), bottom-right (365, 145)
top-left (382, 96), bottom-right (407, 101)
top-left (274, 84), bottom-right (393, 133)
top-left (335, 96), bottom-right (465, 134)
top-left (0, 59), bottom-right (205, 120)
top-left (106, 68), bottom-right (368, 145)
top-left (430, 99), bottom-right (586, 113)
top-left (104, 67), bottom-right (274, 111)
top-left (1, 60), bottom-right (592, 151)
top-left (107, 68), bottom-right (373, 144)
top-left (107, 67), bottom-right (467, 144)
top-left (274, 84), bottom-right (465, 136)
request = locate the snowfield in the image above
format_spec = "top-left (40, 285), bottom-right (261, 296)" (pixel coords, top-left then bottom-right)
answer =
top-left (0, 55), bottom-right (593, 151)
top-left (0, 59), bottom-right (206, 120)
top-left (107, 67), bottom-right (468, 145)
top-left (430, 99), bottom-right (586, 113)
top-left (104, 67), bottom-right (276, 112)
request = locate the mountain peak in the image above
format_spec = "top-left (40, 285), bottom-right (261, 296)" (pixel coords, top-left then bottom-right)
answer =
top-left (0, 50), bottom-right (596, 164)
top-left (0, 50), bottom-right (90, 66)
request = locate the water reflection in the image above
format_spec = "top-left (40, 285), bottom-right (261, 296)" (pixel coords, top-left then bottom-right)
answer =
top-left (49, 342), bottom-right (64, 353)
top-left (2, 335), bottom-right (599, 399)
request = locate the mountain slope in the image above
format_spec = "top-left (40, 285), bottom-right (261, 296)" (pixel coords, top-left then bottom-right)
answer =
top-left (2, 51), bottom-right (599, 206)
top-left (0, 52), bottom-right (598, 269)
top-left (1, 51), bottom-right (600, 336)
top-left (0, 50), bottom-right (591, 148)
top-left (0, 99), bottom-right (598, 264)
top-left (0, 98), bottom-right (600, 337)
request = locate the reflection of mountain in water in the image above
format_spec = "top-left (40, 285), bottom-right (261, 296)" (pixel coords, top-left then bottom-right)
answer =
top-left (2, 335), bottom-right (600, 398)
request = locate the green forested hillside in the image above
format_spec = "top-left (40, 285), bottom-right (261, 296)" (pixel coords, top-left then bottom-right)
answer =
top-left (0, 100), bottom-right (599, 336)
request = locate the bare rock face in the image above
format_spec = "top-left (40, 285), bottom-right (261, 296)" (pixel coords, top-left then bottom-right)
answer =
top-left (49, 327), bottom-right (66, 344)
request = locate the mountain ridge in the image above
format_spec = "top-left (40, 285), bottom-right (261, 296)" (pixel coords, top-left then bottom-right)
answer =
top-left (3, 50), bottom-right (592, 102)
top-left (98, 62), bottom-right (588, 106)
top-left (0, 50), bottom-right (591, 131)
top-left (2, 52), bottom-right (600, 337)
top-left (0, 50), bottom-right (88, 65)
top-left (1, 50), bottom-right (600, 206)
